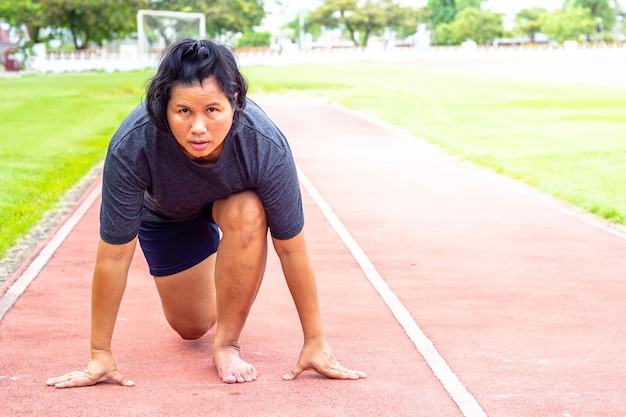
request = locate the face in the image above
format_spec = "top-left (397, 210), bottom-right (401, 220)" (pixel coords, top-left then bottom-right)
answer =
top-left (166, 77), bottom-right (235, 165)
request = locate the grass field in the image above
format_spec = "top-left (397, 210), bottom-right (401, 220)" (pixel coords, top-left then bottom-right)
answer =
top-left (0, 71), bottom-right (148, 258)
top-left (0, 61), bottom-right (625, 260)
top-left (244, 62), bottom-right (626, 225)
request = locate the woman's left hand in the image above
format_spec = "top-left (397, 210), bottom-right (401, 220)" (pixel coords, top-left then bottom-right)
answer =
top-left (283, 338), bottom-right (367, 381)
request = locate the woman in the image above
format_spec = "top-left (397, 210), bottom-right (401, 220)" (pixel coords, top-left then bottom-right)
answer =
top-left (46, 38), bottom-right (366, 387)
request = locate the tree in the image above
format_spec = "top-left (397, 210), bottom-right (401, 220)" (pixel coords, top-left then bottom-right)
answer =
top-left (436, 7), bottom-right (503, 45)
top-left (456, 0), bottom-right (483, 11)
top-left (542, 6), bottom-right (596, 42)
top-left (564, 0), bottom-right (616, 40)
top-left (427, 0), bottom-right (457, 27)
top-left (454, 7), bottom-right (503, 44)
top-left (40, 0), bottom-right (143, 49)
top-left (388, 5), bottom-right (423, 38)
top-left (515, 7), bottom-right (548, 42)
top-left (146, 0), bottom-right (265, 39)
top-left (431, 22), bottom-right (456, 44)
top-left (1, 0), bottom-right (266, 49)
top-left (309, 0), bottom-right (403, 47)
top-left (0, 0), bottom-right (46, 44)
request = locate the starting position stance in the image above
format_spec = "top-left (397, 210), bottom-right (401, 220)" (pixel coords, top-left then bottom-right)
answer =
top-left (46, 38), bottom-right (366, 387)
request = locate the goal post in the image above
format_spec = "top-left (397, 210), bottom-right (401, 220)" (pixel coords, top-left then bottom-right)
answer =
top-left (137, 9), bottom-right (206, 57)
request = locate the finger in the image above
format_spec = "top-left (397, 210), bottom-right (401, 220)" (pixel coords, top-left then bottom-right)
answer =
top-left (321, 364), bottom-right (367, 380)
top-left (50, 369), bottom-right (99, 389)
top-left (282, 364), bottom-right (306, 380)
top-left (46, 370), bottom-right (88, 386)
top-left (107, 369), bottom-right (135, 387)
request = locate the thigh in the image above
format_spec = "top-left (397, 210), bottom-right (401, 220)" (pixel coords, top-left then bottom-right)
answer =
top-left (153, 253), bottom-right (217, 339)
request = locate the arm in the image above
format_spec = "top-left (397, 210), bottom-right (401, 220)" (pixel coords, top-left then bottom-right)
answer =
top-left (91, 237), bottom-right (137, 354)
top-left (46, 237), bottom-right (137, 388)
top-left (272, 231), bottom-right (366, 381)
top-left (272, 231), bottom-right (324, 341)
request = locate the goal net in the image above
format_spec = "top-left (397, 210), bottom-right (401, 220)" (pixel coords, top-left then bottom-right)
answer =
top-left (137, 9), bottom-right (206, 56)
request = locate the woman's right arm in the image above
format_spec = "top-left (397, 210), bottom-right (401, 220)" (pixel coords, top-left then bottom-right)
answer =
top-left (46, 237), bottom-right (137, 388)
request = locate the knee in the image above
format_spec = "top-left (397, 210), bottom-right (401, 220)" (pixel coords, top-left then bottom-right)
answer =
top-left (172, 320), bottom-right (215, 340)
top-left (214, 191), bottom-right (267, 239)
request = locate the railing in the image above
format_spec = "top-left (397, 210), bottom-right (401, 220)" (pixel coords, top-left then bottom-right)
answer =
top-left (11, 42), bottom-right (626, 74)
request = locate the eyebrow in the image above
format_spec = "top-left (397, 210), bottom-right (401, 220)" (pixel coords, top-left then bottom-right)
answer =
top-left (171, 101), bottom-right (224, 108)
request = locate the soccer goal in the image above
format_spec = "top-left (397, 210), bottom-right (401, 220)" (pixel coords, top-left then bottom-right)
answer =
top-left (137, 9), bottom-right (206, 56)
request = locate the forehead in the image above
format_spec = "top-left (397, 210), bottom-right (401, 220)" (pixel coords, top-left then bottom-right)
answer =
top-left (170, 77), bottom-right (228, 101)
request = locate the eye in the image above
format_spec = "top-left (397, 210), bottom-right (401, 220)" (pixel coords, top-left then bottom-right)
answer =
top-left (180, 108), bottom-right (190, 114)
top-left (207, 107), bottom-right (217, 113)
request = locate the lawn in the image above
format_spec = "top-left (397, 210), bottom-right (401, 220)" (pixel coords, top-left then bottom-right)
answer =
top-left (244, 62), bottom-right (626, 225)
top-left (0, 61), bottom-right (624, 260)
top-left (0, 71), bottom-right (148, 258)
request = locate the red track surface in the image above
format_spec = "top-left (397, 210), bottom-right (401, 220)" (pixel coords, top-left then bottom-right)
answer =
top-left (1, 101), bottom-right (625, 417)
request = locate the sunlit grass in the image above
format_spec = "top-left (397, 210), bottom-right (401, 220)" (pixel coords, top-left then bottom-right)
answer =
top-left (0, 71), bottom-right (149, 258)
top-left (244, 63), bottom-right (626, 225)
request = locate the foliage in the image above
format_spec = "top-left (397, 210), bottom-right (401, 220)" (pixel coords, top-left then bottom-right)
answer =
top-left (389, 6), bottom-right (424, 38)
top-left (542, 6), bottom-right (596, 42)
top-left (0, 0), bottom-right (46, 43)
top-left (514, 8), bottom-right (548, 41)
top-left (0, 0), bottom-right (265, 49)
top-left (130, 0), bottom-right (266, 41)
top-left (565, 0), bottom-right (616, 33)
top-left (432, 7), bottom-right (503, 45)
top-left (283, 12), bottom-right (323, 43)
top-left (309, 0), bottom-right (406, 47)
top-left (431, 22), bottom-right (456, 44)
top-left (427, 0), bottom-right (457, 27)
top-left (456, 0), bottom-right (483, 11)
top-left (39, 0), bottom-right (143, 49)
top-left (235, 31), bottom-right (272, 48)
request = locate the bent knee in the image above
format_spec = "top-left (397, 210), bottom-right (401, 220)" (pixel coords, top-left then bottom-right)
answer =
top-left (214, 191), bottom-right (267, 234)
top-left (168, 318), bottom-right (216, 340)
top-left (174, 323), bottom-right (214, 340)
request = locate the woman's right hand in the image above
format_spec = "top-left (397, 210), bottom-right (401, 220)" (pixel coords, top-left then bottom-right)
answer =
top-left (46, 350), bottom-right (134, 389)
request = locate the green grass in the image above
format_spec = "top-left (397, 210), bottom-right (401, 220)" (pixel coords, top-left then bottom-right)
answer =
top-left (243, 63), bottom-right (626, 225)
top-left (0, 71), bottom-right (150, 258)
top-left (1, 62), bottom-right (625, 260)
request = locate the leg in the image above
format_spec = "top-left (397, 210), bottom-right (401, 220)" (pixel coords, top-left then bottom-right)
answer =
top-left (212, 191), bottom-right (268, 383)
top-left (153, 253), bottom-right (217, 340)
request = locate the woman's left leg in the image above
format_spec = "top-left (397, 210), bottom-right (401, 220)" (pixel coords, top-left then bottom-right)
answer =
top-left (211, 190), bottom-right (268, 383)
top-left (152, 254), bottom-right (217, 340)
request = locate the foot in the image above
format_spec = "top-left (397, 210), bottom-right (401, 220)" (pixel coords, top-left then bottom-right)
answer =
top-left (213, 345), bottom-right (258, 384)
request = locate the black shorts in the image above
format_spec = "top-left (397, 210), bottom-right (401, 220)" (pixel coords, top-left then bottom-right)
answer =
top-left (138, 211), bottom-right (220, 277)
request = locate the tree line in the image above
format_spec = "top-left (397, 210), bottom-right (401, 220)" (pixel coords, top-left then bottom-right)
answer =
top-left (0, 0), bottom-right (264, 50)
top-left (1, 0), bottom-right (624, 50)
top-left (293, 0), bottom-right (623, 47)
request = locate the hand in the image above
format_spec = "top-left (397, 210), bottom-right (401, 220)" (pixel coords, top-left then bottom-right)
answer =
top-left (46, 351), bottom-right (134, 389)
top-left (283, 338), bottom-right (367, 381)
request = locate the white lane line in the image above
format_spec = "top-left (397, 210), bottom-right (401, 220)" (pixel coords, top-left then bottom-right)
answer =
top-left (0, 183), bottom-right (102, 321)
top-left (297, 166), bottom-right (488, 417)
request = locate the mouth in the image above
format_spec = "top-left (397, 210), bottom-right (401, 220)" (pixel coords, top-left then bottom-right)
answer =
top-left (189, 141), bottom-right (209, 152)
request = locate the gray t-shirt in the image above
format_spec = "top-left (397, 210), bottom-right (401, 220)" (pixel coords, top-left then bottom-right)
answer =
top-left (100, 99), bottom-right (304, 244)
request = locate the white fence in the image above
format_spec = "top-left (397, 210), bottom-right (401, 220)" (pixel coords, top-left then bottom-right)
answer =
top-left (29, 44), bottom-right (161, 73)
top-left (13, 41), bottom-right (626, 74)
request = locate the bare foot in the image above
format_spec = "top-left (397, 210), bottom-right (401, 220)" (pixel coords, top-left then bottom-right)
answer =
top-left (213, 345), bottom-right (258, 384)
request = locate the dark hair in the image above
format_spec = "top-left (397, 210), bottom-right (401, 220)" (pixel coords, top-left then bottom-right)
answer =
top-left (145, 38), bottom-right (248, 132)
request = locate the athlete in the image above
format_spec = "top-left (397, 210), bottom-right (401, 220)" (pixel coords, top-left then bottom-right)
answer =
top-left (46, 38), bottom-right (366, 387)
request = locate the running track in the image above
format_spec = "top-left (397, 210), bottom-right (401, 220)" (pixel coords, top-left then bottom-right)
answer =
top-left (1, 100), bottom-right (625, 416)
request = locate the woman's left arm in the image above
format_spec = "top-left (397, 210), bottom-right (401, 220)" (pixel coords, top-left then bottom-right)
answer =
top-left (272, 231), bottom-right (367, 381)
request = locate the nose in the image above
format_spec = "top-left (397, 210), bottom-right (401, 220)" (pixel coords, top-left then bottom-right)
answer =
top-left (190, 115), bottom-right (207, 134)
